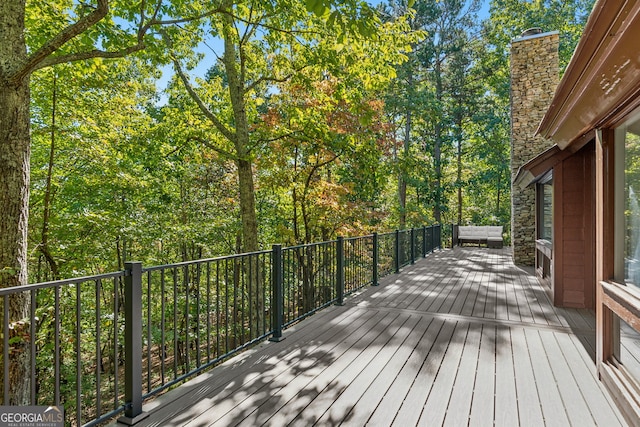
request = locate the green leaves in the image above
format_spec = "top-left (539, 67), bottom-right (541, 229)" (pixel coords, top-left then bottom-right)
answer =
top-left (305, 0), bottom-right (330, 17)
top-left (21, 0), bottom-right (557, 272)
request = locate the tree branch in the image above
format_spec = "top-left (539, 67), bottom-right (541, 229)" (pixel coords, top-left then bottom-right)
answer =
top-left (34, 45), bottom-right (146, 71)
top-left (11, 0), bottom-right (176, 81)
top-left (256, 130), bottom-right (300, 145)
top-left (228, 12), bottom-right (322, 38)
top-left (148, 6), bottom-right (226, 26)
top-left (245, 71), bottom-right (297, 94)
top-left (12, 0), bottom-right (109, 83)
top-left (172, 56), bottom-right (237, 143)
top-left (188, 137), bottom-right (239, 161)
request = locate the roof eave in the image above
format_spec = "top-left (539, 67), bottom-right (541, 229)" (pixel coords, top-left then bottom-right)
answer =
top-left (537, 0), bottom-right (640, 149)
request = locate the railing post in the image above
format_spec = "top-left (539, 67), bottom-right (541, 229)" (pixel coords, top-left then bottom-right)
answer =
top-left (118, 262), bottom-right (148, 425)
top-left (394, 230), bottom-right (400, 274)
top-left (410, 228), bottom-right (416, 264)
top-left (431, 225), bottom-right (435, 252)
top-left (422, 226), bottom-right (427, 257)
top-left (372, 233), bottom-right (379, 286)
top-left (270, 244), bottom-right (285, 342)
top-left (451, 223), bottom-right (455, 248)
top-left (336, 237), bottom-right (345, 305)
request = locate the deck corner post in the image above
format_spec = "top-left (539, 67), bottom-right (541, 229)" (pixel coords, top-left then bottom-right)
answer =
top-left (336, 236), bottom-right (345, 305)
top-left (372, 233), bottom-right (379, 286)
top-left (422, 226), bottom-right (427, 257)
top-left (451, 223), bottom-right (456, 248)
top-left (410, 228), bottom-right (416, 264)
top-left (394, 230), bottom-right (401, 274)
top-left (431, 225), bottom-right (435, 253)
top-left (118, 261), bottom-right (148, 425)
top-left (270, 244), bottom-right (285, 342)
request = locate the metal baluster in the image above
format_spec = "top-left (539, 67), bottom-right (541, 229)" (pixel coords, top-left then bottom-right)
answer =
top-left (95, 280), bottom-right (102, 416)
top-left (3, 296), bottom-right (9, 404)
top-left (270, 245), bottom-right (284, 342)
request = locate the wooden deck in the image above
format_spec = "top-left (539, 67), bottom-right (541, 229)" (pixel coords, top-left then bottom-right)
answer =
top-left (130, 247), bottom-right (630, 426)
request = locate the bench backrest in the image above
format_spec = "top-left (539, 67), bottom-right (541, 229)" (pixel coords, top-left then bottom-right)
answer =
top-left (458, 225), bottom-right (503, 239)
top-left (458, 226), bottom-right (487, 237)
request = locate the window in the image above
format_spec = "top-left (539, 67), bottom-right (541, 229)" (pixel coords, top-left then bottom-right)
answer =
top-left (607, 106), bottom-right (640, 421)
top-left (537, 173), bottom-right (553, 242)
top-left (615, 108), bottom-right (640, 289)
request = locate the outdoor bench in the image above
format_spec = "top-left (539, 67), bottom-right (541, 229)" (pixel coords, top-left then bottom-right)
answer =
top-left (457, 225), bottom-right (503, 248)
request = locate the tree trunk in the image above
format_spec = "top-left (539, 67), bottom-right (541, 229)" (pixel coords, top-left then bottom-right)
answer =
top-left (222, 15), bottom-right (259, 253)
top-left (236, 159), bottom-right (259, 252)
top-left (398, 68), bottom-right (413, 229)
top-left (433, 59), bottom-right (443, 224)
top-left (221, 15), bottom-right (262, 337)
top-left (455, 112), bottom-right (463, 226)
top-left (496, 178), bottom-right (501, 217)
top-left (0, 0), bottom-right (31, 405)
top-left (292, 146), bottom-right (300, 243)
top-left (39, 73), bottom-right (60, 280)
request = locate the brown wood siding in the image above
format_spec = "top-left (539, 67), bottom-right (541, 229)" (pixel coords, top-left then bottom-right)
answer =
top-left (554, 141), bottom-right (596, 308)
top-left (553, 162), bottom-right (564, 306)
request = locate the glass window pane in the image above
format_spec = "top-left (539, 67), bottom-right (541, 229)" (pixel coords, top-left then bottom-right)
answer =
top-left (625, 120), bottom-right (640, 287)
top-left (542, 183), bottom-right (553, 241)
top-left (617, 315), bottom-right (640, 382)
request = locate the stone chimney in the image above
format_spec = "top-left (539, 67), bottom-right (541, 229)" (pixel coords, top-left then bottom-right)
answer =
top-left (510, 29), bottom-right (559, 266)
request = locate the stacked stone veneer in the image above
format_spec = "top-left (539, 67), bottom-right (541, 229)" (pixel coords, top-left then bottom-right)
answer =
top-left (510, 31), bottom-right (559, 266)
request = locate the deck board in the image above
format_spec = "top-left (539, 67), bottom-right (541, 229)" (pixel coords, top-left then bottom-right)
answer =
top-left (524, 328), bottom-right (571, 427)
top-left (560, 332), bottom-right (626, 426)
top-left (441, 322), bottom-right (482, 427)
top-left (494, 326), bottom-right (519, 427)
top-left (284, 312), bottom-right (408, 426)
top-left (126, 247), bottom-right (629, 427)
top-left (538, 330), bottom-right (594, 426)
top-left (391, 319), bottom-right (463, 426)
top-left (212, 310), bottom-right (401, 427)
top-left (511, 326), bottom-right (546, 426)
top-left (414, 321), bottom-right (471, 426)
top-left (364, 318), bottom-right (449, 425)
top-left (335, 315), bottom-right (434, 426)
top-left (304, 314), bottom-right (421, 426)
top-left (468, 324), bottom-right (496, 427)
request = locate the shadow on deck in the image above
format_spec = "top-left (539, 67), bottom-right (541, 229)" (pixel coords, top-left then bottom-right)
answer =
top-left (122, 247), bottom-right (629, 426)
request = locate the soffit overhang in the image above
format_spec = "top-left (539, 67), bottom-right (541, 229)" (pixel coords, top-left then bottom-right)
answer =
top-left (537, 0), bottom-right (640, 149)
top-left (514, 130), bottom-right (595, 189)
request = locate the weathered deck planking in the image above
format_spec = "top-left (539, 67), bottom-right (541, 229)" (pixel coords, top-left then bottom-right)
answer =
top-left (524, 328), bottom-right (571, 427)
top-left (468, 324), bottom-right (496, 427)
top-left (538, 330), bottom-right (594, 426)
top-left (494, 326), bottom-right (519, 427)
top-left (364, 317), bottom-right (451, 426)
top-left (438, 322), bottom-right (482, 427)
top-left (127, 247), bottom-right (629, 427)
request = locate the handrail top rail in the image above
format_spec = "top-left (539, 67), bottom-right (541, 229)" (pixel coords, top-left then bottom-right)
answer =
top-left (283, 240), bottom-right (337, 251)
top-left (0, 224), bottom-right (441, 295)
top-left (142, 249), bottom-right (272, 273)
top-left (0, 270), bottom-right (126, 296)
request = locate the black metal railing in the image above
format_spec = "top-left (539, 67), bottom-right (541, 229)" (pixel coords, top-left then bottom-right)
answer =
top-left (0, 225), bottom-right (441, 426)
top-left (281, 241), bottom-right (336, 326)
top-left (139, 250), bottom-right (274, 404)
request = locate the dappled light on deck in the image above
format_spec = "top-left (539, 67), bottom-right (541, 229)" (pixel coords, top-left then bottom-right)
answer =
top-left (135, 247), bottom-right (629, 427)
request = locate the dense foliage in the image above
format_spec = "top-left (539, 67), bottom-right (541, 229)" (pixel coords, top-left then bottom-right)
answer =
top-left (18, 0), bottom-right (595, 279)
